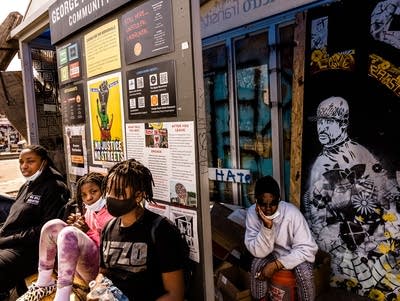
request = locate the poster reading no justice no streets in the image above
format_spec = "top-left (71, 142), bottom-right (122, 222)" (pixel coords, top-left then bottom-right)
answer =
top-left (127, 60), bottom-right (177, 119)
top-left (87, 72), bottom-right (126, 165)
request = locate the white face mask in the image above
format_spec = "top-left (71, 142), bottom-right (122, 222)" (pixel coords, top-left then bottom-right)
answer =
top-left (265, 210), bottom-right (280, 220)
top-left (85, 197), bottom-right (106, 212)
top-left (24, 161), bottom-right (45, 183)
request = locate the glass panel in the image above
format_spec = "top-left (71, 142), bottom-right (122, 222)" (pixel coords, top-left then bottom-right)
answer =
top-left (234, 32), bottom-right (271, 207)
top-left (279, 24), bottom-right (295, 201)
top-left (203, 45), bottom-right (233, 202)
top-left (31, 48), bottom-right (66, 177)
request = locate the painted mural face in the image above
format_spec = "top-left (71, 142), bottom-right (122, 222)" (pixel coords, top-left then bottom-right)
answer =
top-left (317, 118), bottom-right (345, 146)
top-left (313, 96), bottom-right (350, 147)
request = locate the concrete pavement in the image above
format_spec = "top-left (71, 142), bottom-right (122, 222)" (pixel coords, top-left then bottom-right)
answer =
top-left (0, 154), bottom-right (25, 195)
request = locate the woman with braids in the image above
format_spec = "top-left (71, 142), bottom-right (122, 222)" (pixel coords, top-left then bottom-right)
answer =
top-left (0, 145), bottom-right (70, 300)
top-left (91, 158), bottom-right (186, 301)
top-left (16, 172), bottom-right (113, 301)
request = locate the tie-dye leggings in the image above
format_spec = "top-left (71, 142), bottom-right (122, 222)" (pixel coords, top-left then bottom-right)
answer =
top-left (250, 254), bottom-right (315, 301)
top-left (38, 219), bottom-right (99, 287)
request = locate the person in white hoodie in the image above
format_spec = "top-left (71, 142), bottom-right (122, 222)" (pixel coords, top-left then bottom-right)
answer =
top-left (245, 176), bottom-right (318, 301)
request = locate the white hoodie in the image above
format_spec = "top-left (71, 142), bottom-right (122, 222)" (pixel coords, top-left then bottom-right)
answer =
top-left (244, 201), bottom-right (318, 270)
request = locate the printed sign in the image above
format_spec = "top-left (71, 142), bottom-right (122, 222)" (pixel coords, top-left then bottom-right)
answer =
top-left (65, 124), bottom-right (88, 176)
top-left (121, 0), bottom-right (174, 64)
top-left (87, 72), bottom-right (126, 165)
top-left (49, 0), bottom-right (129, 44)
top-left (60, 83), bottom-right (85, 125)
top-left (126, 60), bottom-right (177, 119)
top-left (208, 168), bottom-right (251, 183)
top-left (84, 19), bottom-right (121, 78)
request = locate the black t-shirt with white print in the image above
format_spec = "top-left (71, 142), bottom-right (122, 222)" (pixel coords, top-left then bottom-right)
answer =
top-left (100, 209), bottom-right (185, 301)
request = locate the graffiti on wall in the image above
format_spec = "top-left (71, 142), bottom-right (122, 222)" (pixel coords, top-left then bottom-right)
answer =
top-left (310, 16), bottom-right (355, 74)
top-left (303, 96), bottom-right (400, 298)
top-left (302, 1), bottom-right (400, 299)
top-left (370, 0), bottom-right (400, 49)
top-left (369, 53), bottom-right (400, 96)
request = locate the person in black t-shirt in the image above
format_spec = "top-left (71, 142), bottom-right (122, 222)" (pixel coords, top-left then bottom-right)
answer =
top-left (98, 159), bottom-right (185, 301)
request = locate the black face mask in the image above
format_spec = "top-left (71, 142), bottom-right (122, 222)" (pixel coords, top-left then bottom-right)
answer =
top-left (106, 196), bottom-right (138, 217)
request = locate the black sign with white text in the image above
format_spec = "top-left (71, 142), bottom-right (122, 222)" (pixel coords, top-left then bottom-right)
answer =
top-left (60, 83), bottom-right (85, 125)
top-left (49, 0), bottom-right (130, 44)
top-left (127, 60), bottom-right (177, 119)
top-left (121, 0), bottom-right (174, 64)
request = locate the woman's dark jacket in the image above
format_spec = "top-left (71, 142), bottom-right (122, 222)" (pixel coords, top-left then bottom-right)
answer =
top-left (0, 166), bottom-right (70, 248)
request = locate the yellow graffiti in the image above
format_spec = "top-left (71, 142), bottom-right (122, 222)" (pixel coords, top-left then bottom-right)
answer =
top-left (345, 278), bottom-right (358, 288)
top-left (378, 242), bottom-right (395, 254)
top-left (310, 48), bottom-right (355, 73)
top-left (355, 215), bottom-right (364, 223)
top-left (384, 231), bottom-right (392, 239)
top-left (383, 212), bottom-right (397, 222)
top-left (369, 53), bottom-right (400, 96)
top-left (368, 288), bottom-right (385, 301)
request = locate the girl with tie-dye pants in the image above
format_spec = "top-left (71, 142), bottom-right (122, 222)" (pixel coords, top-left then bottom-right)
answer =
top-left (17, 172), bottom-right (113, 301)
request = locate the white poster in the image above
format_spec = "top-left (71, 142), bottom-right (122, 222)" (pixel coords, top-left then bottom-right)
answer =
top-left (170, 206), bottom-right (200, 263)
top-left (65, 124), bottom-right (88, 177)
top-left (146, 203), bottom-right (200, 263)
top-left (125, 121), bottom-right (197, 208)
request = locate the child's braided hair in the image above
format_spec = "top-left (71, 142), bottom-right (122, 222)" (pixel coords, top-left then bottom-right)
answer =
top-left (103, 159), bottom-right (154, 203)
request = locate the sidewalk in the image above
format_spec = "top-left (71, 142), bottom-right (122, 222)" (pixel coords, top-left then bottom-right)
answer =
top-left (0, 155), bottom-right (25, 195)
top-left (0, 152), bottom-right (19, 160)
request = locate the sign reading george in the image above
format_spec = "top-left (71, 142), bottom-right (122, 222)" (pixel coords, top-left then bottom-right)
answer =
top-left (49, 0), bottom-right (130, 44)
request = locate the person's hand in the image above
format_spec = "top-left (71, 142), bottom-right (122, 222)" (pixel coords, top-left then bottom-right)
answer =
top-left (255, 260), bottom-right (283, 280)
top-left (66, 213), bottom-right (77, 225)
top-left (72, 216), bottom-right (90, 233)
top-left (66, 212), bottom-right (81, 225)
top-left (256, 205), bottom-right (273, 229)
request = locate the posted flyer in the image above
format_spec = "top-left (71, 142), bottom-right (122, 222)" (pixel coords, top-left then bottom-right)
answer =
top-left (88, 72), bottom-right (126, 165)
top-left (65, 124), bottom-right (88, 177)
top-left (126, 121), bottom-right (197, 208)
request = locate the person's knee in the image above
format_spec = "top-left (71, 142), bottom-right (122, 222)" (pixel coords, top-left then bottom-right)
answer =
top-left (42, 219), bottom-right (65, 234)
top-left (57, 226), bottom-right (80, 244)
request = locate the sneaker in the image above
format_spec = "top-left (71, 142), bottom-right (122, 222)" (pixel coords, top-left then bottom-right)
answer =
top-left (16, 283), bottom-right (56, 301)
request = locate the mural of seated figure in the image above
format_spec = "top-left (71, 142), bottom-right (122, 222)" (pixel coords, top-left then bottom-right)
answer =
top-left (303, 96), bottom-right (400, 298)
